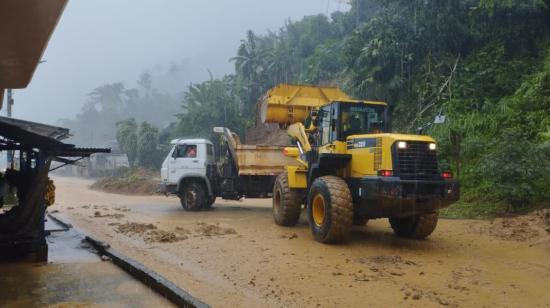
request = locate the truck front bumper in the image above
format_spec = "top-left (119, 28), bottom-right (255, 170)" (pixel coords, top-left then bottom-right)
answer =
top-left (158, 182), bottom-right (178, 195)
top-left (353, 176), bottom-right (459, 218)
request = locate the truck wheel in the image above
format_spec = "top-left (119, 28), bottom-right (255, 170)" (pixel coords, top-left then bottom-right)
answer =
top-left (307, 176), bottom-right (353, 243)
top-left (204, 196), bottom-right (216, 210)
top-left (389, 212), bottom-right (439, 239)
top-left (179, 182), bottom-right (206, 211)
top-left (353, 216), bottom-right (369, 226)
top-left (273, 173), bottom-right (302, 226)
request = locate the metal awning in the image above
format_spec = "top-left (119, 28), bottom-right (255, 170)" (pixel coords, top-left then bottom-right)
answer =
top-left (0, 0), bottom-right (68, 89)
top-left (0, 116), bottom-right (109, 157)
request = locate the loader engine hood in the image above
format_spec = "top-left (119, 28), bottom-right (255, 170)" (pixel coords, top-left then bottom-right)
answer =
top-left (346, 133), bottom-right (438, 178)
top-left (346, 133), bottom-right (435, 149)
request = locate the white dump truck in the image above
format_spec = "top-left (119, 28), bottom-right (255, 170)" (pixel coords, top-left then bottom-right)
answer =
top-left (159, 127), bottom-right (299, 211)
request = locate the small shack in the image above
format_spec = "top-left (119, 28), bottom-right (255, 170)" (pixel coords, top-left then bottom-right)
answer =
top-left (0, 116), bottom-right (109, 260)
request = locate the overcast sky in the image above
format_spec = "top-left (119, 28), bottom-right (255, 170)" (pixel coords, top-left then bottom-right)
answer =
top-left (6, 0), bottom-right (349, 125)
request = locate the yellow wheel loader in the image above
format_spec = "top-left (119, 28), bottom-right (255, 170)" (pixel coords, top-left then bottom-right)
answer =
top-left (262, 84), bottom-right (459, 243)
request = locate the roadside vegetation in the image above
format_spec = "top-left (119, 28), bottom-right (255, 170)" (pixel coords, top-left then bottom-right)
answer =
top-left (73, 0), bottom-right (550, 217)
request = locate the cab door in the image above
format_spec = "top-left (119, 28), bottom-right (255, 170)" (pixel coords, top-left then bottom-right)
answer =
top-left (167, 143), bottom-right (203, 183)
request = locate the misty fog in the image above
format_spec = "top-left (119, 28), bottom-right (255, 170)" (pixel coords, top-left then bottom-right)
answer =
top-left (5, 0), bottom-right (349, 127)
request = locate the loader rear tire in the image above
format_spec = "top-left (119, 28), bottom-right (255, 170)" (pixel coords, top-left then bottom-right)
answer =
top-left (273, 172), bottom-right (302, 226)
top-left (389, 212), bottom-right (439, 239)
top-left (179, 182), bottom-right (206, 211)
top-left (307, 176), bottom-right (353, 244)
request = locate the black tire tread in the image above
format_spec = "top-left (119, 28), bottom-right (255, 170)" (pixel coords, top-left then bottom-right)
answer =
top-left (314, 176), bottom-right (353, 243)
top-left (273, 173), bottom-right (302, 226)
top-left (179, 182), bottom-right (206, 212)
top-left (389, 212), bottom-right (439, 239)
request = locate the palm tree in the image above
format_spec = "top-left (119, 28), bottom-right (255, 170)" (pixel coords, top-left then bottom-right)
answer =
top-left (231, 30), bottom-right (265, 83)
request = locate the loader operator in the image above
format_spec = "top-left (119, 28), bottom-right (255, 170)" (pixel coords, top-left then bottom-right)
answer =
top-left (347, 114), bottom-right (363, 136)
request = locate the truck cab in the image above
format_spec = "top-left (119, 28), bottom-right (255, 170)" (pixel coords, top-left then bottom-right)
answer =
top-left (160, 139), bottom-right (216, 210)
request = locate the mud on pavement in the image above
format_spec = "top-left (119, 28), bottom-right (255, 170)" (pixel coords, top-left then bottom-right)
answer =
top-left (53, 177), bottom-right (550, 307)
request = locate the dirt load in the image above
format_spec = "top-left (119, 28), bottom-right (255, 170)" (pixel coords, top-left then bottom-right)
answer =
top-left (245, 123), bottom-right (290, 146)
top-left (91, 168), bottom-right (159, 195)
top-left (53, 177), bottom-right (550, 307)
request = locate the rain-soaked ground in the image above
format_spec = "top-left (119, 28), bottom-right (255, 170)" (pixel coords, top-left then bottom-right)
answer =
top-left (45, 177), bottom-right (550, 307)
top-left (0, 217), bottom-right (173, 307)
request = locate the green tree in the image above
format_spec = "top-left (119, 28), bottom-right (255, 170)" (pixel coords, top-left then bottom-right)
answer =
top-left (116, 119), bottom-right (138, 167)
top-left (175, 75), bottom-right (244, 139)
top-left (137, 122), bottom-right (161, 170)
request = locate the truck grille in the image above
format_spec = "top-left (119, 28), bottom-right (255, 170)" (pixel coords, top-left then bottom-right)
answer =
top-left (396, 141), bottom-right (439, 180)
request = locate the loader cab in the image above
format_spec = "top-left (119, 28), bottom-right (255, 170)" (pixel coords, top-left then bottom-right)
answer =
top-left (316, 101), bottom-right (388, 145)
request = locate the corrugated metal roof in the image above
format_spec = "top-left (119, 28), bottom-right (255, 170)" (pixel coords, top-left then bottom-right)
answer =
top-left (0, 116), bottom-right (109, 157)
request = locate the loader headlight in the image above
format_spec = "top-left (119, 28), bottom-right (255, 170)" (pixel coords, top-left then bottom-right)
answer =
top-left (429, 143), bottom-right (437, 151)
top-left (397, 141), bottom-right (407, 149)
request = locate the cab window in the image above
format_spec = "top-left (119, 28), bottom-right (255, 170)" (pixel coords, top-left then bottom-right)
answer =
top-left (173, 144), bottom-right (197, 158)
top-left (340, 103), bottom-right (386, 139)
top-left (320, 106), bottom-right (331, 145)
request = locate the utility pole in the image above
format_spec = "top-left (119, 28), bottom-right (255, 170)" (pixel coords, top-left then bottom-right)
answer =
top-left (5, 60), bottom-right (45, 169)
top-left (6, 88), bottom-right (13, 117)
top-left (6, 89), bottom-right (14, 168)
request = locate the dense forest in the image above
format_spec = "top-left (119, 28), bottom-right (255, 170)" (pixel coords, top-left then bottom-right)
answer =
top-left (68, 0), bottom-right (550, 215)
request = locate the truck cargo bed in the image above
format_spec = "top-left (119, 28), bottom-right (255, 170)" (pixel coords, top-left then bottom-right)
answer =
top-left (234, 144), bottom-right (299, 176)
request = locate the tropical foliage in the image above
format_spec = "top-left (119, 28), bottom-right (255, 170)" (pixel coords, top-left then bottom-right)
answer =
top-left (175, 0), bottom-right (550, 210)
top-left (74, 0), bottom-right (550, 212)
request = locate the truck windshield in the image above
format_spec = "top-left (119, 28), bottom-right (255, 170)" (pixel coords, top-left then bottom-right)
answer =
top-left (340, 103), bottom-right (386, 139)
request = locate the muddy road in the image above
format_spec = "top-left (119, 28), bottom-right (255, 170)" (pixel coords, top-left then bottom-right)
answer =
top-left (51, 177), bottom-right (550, 307)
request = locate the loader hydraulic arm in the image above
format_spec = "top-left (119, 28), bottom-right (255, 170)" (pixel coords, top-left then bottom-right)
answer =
top-left (287, 122), bottom-right (312, 153)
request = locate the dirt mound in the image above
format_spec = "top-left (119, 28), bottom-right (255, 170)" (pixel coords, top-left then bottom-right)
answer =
top-left (195, 222), bottom-right (237, 237)
top-left (116, 222), bottom-right (191, 243)
top-left (116, 221), bottom-right (237, 242)
top-left (91, 178), bottom-right (158, 195)
top-left (539, 209), bottom-right (550, 227)
top-left (117, 222), bottom-right (157, 235)
top-left (474, 209), bottom-right (550, 242)
top-left (245, 124), bottom-right (290, 146)
top-left (92, 211), bottom-right (125, 219)
top-left (145, 230), bottom-right (186, 243)
top-left (91, 168), bottom-right (159, 196)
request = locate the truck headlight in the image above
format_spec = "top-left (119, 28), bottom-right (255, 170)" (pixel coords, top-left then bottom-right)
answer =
top-left (397, 141), bottom-right (407, 149)
top-left (429, 143), bottom-right (437, 150)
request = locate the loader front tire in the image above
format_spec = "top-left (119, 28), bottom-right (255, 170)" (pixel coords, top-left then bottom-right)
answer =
top-left (273, 172), bottom-right (302, 226)
top-left (307, 176), bottom-right (353, 244)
